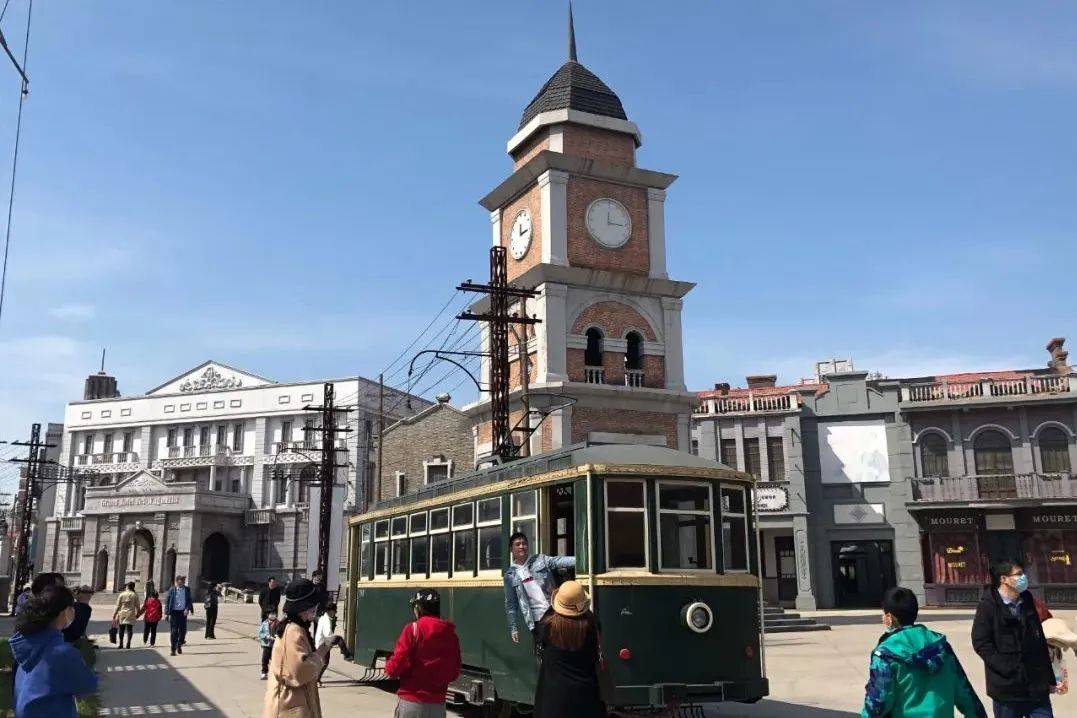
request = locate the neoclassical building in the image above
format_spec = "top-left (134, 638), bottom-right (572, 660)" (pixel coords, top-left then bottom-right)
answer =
top-left (42, 361), bottom-right (426, 594)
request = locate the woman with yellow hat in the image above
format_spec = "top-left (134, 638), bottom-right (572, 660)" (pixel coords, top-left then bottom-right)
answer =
top-left (533, 580), bottom-right (606, 718)
top-left (1042, 617), bottom-right (1077, 696)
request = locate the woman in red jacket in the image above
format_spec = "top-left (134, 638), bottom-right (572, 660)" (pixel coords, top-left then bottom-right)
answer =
top-left (384, 589), bottom-right (461, 718)
top-left (140, 590), bottom-right (163, 647)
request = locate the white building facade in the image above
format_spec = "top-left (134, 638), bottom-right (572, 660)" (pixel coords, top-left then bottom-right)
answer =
top-left (42, 361), bottom-right (424, 594)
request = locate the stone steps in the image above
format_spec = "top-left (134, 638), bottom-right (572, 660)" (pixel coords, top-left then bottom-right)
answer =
top-left (763, 603), bottom-right (830, 634)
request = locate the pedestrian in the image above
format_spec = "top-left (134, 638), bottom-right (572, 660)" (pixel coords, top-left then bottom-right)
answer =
top-left (11, 583), bottom-right (30, 616)
top-left (503, 531), bottom-right (575, 645)
top-left (972, 560), bottom-right (1056, 718)
top-left (261, 578), bottom-right (343, 718)
top-left (310, 571), bottom-right (330, 616)
top-left (140, 589), bottom-right (162, 646)
top-left (859, 586), bottom-right (986, 717)
top-left (61, 586), bottom-right (93, 644)
top-left (10, 585), bottom-right (97, 718)
top-left (15, 573), bottom-right (65, 616)
top-left (164, 575), bottom-right (195, 656)
top-left (258, 577), bottom-right (281, 621)
top-left (384, 589), bottom-right (461, 718)
top-left (532, 580), bottom-right (605, 718)
top-left (314, 601), bottom-right (336, 687)
top-left (1042, 617), bottom-right (1077, 696)
top-left (258, 609), bottom-right (278, 680)
top-left (112, 582), bottom-right (141, 650)
top-left (144, 579), bottom-right (156, 603)
top-left (204, 582), bottom-right (220, 639)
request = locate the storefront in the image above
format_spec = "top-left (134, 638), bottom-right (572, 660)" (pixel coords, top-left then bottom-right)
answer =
top-left (917, 508), bottom-right (1077, 607)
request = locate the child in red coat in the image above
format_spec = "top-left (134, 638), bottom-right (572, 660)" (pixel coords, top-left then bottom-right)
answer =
top-left (385, 589), bottom-right (461, 717)
top-left (140, 591), bottom-right (162, 647)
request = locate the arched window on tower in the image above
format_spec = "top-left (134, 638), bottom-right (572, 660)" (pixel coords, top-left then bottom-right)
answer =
top-left (584, 328), bottom-right (604, 384)
top-left (624, 331), bottom-right (644, 387)
top-left (1039, 427), bottom-right (1071, 474)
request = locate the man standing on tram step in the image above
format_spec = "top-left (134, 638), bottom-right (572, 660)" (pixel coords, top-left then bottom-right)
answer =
top-left (503, 532), bottom-right (575, 644)
top-left (971, 559), bottom-right (1056, 718)
top-left (164, 575), bottom-right (194, 656)
top-left (258, 576), bottom-right (281, 621)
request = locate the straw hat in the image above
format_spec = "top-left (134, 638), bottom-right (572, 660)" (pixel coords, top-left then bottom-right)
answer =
top-left (552, 580), bottom-right (589, 618)
top-left (1043, 617), bottom-right (1077, 651)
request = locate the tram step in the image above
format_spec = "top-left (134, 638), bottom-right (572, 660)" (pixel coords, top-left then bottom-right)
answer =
top-left (764, 617), bottom-right (831, 630)
top-left (765, 622), bottom-right (832, 633)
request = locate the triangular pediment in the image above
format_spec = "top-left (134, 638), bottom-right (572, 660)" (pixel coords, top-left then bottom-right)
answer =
top-left (112, 470), bottom-right (170, 494)
top-left (146, 360), bottom-right (276, 396)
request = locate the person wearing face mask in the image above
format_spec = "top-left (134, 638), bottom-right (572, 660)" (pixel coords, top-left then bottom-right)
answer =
top-left (9, 585), bottom-right (98, 718)
top-left (972, 560), bottom-right (1056, 718)
top-left (262, 578), bottom-right (344, 718)
top-left (860, 587), bottom-right (985, 718)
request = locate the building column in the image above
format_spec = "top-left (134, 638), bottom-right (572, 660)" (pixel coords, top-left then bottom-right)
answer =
top-left (792, 515), bottom-right (817, 610)
top-left (660, 297), bottom-right (686, 391)
top-left (539, 169), bottom-right (568, 266)
top-left (675, 414), bottom-right (690, 452)
top-left (139, 425), bottom-right (153, 468)
top-left (647, 188), bottom-right (667, 279)
top-left (252, 418), bottom-right (268, 506)
top-left (538, 283), bottom-right (568, 383)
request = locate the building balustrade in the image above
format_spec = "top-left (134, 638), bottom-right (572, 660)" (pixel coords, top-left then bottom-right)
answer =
top-left (244, 508), bottom-right (273, 525)
top-left (903, 375), bottom-right (1073, 404)
top-left (60, 516), bottom-right (84, 531)
top-left (910, 472), bottom-right (1076, 502)
top-left (584, 366), bottom-right (605, 384)
top-left (159, 444), bottom-right (249, 468)
top-left (78, 452), bottom-right (139, 468)
top-left (697, 392), bottom-right (798, 416)
top-left (624, 369), bottom-right (644, 387)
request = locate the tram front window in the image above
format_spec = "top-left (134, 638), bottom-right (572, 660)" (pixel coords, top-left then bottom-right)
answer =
top-left (658, 482), bottom-right (713, 571)
top-left (606, 480), bottom-right (647, 569)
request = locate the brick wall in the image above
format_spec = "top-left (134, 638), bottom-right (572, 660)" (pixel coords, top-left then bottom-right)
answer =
top-left (567, 347), bottom-right (665, 389)
top-left (566, 176), bottom-right (649, 275)
top-left (562, 125), bottom-right (635, 166)
top-left (571, 407), bottom-right (678, 447)
top-left (571, 300), bottom-right (657, 340)
top-left (512, 129), bottom-right (551, 168)
top-left (378, 405), bottom-right (473, 501)
top-left (501, 183), bottom-right (543, 282)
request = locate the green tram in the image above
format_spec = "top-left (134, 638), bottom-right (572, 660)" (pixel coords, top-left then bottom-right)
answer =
top-left (345, 443), bottom-right (769, 713)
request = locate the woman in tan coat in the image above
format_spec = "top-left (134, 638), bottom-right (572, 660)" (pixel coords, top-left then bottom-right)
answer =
top-left (262, 579), bottom-right (342, 718)
top-left (113, 581), bottom-right (141, 649)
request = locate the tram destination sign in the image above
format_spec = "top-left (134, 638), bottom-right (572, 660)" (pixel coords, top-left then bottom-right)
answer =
top-left (754, 485), bottom-right (789, 513)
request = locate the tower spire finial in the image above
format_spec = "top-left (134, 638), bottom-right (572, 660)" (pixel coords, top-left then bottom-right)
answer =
top-left (568, 1), bottom-right (577, 62)
top-left (100, 347), bottom-right (106, 373)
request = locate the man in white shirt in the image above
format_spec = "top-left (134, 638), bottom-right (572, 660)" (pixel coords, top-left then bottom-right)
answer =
top-left (502, 532), bottom-right (575, 644)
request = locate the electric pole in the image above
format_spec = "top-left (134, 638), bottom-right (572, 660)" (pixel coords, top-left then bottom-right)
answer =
top-left (7, 423), bottom-right (54, 592)
top-left (302, 384), bottom-right (352, 582)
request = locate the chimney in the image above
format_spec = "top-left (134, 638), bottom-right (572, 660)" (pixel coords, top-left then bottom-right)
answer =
top-left (1047, 337), bottom-right (1070, 375)
top-left (712, 383), bottom-right (730, 395)
top-left (746, 375), bottom-right (777, 389)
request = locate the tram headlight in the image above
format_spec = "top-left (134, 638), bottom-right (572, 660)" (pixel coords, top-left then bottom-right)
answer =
top-left (683, 601), bottom-right (714, 634)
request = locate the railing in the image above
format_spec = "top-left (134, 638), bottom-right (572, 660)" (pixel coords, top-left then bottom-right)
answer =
top-left (60, 516), bottom-right (83, 531)
top-left (244, 508), bottom-right (273, 525)
top-left (700, 392), bottom-right (797, 415)
top-left (584, 366), bottom-right (605, 384)
top-left (624, 369), bottom-right (644, 387)
top-left (904, 375), bottom-right (1072, 403)
top-left (76, 455), bottom-right (88, 465)
top-left (911, 473), bottom-right (1076, 502)
top-left (167, 445), bottom-right (199, 459)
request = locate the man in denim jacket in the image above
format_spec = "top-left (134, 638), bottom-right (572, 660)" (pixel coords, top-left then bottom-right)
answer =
top-left (503, 531), bottom-right (575, 643)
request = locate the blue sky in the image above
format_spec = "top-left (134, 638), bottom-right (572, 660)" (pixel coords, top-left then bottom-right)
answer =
top-left (0, 1), bottom-right (1075, 474)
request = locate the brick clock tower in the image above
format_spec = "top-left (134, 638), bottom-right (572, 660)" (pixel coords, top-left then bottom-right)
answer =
top-left (467, 12), bottom-right (697, 459)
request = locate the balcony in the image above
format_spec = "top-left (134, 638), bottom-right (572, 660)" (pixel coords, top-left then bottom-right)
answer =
top-left (697, 392), bottom-right (800, 416)
top-left (910, 473), bottom-right (1077, 503)
top-left (584, 366), bottom-right (605, 384)
top-left (76, 452), bottom-right (140, 472)
top-left (902, 375), bottom-right (1073, 405)
top-left (270, 441), bottom-right (321, 464)
top-left (157, 445), bottom-right (251, 468)
top-left (624, 369), bottom-right (645, 388)
top-left (245, 508), bottom-right (273, 525)
top-left (60, 516), bottom-right (84, 532)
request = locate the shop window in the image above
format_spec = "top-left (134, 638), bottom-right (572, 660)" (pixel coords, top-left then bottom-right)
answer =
top-left (1022, 530), bottom-right (1077, 585)
top-left (605, 480), bottom-right (647, 569)
top-left (452, 503), bottom-right (476, 575)
top-left (1039, 428), bottom-right (1071, 474)
top-left (766, 437), bottom-right (785, 479)
top-left (477, 497), bottom-right (503, 573)
top-left (584, 327), bottom-right (604, 367)
top-left (744, 438), bottom-right (761, 478)
top-left (430, 508), bottom-right (451, 575)
top-left (926, 531), bottom-right (985, 585)
top-left (658, 482), bottom-right (714, 571)
top-left (721, 485), bottom-right (749, 572)
top-left (410, 513), bottom-right (428, 577)
top-left (357, 524), bottom-right (371, 579)
top-left (974, 430), bottom-right (1014, 475)
top-left (625, 331), bottom-right (643, 370)
top-left (920, 433), bottom-right (950, 477)
top-left (511, 490), bottom-right (538, 550)
top-left (373, 520), bottom-right (389, 577)
top-left (390, 516), bottom-right (408, 577)
top-left (720, 439), bottom-right (738, 469)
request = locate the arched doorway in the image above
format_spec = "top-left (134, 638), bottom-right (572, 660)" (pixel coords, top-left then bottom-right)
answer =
top-left (116, 528), bottom-right (155, 591)
top-left (201, 532), bottom-right (230, 585)
top-left (163, 548), bottom-right (177, 587)
top-left (93, 549), bottom-right (109, 592)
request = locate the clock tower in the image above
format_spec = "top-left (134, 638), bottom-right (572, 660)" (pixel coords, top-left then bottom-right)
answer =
top-left (467, 8), bottom-right (697, 458)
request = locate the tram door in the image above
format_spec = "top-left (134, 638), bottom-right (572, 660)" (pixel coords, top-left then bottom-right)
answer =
top-left (546, 483), bottom-right (576, 577)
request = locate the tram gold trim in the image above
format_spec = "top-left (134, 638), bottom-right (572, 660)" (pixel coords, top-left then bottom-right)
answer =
top-left (349, 462), bottom-right (751, 525)
top-left (354, 573), bottom-right (760, 590)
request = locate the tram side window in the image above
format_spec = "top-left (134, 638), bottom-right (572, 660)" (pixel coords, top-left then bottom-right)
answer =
top-left (657, 482), bottom-right (714, 571)
top-left (453, 502), bottom-right (476, 575)
top-left (410, 512), bottom-right (429, 578)
top-left (721, 485), bottom-right (749, 572)
top-left (511, 490), bottom-right (539, 550)
top-left (477, 497), bottom-right (503, 572)
top-left (430, 508), bottom-right (451, 575)
top-left (374, 520), bottom-right (390, 577)
top-left (605, 480), bottom-right (647, 569)
top-left (390, 516), bottom-right (408, 576)
top-left (359, 524), bottom-right (371, 580)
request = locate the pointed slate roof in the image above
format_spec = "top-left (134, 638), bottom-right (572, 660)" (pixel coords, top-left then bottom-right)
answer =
top-left (518, 61), bottom-right (628, 129)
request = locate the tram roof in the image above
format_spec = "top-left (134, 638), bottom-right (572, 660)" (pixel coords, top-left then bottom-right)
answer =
top-left (364, 442), bottom-right (746, 517)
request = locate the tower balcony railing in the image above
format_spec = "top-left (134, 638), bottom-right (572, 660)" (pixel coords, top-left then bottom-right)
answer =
top-left (910, 472), bottom-right (1076, 502)
top-left (584, 366), bottom-right (605, 384)
top-left (902, 375), bottom-right (1073, 404)
top-left (624, 369), bottom-right (645, 387)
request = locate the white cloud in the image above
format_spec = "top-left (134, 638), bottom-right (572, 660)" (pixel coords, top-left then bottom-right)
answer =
top-left (49, 303), bottom-right (96, 321)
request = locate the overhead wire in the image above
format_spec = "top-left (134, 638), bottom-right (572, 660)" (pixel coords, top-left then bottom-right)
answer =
top-left (0, 0), bottom-right (32, 328)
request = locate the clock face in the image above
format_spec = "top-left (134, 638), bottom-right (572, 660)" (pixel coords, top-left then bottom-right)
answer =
top-left (509, 209), bottom-right (533, 260)
top-left (586, 198), bottom-right (632, 248)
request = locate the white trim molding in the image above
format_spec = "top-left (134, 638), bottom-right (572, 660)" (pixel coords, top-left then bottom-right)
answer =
top-left (507, 108), bottom-right (643, 155)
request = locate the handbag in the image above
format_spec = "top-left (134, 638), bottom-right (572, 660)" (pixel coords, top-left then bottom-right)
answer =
top-left (595, 627), bottom-right (616, 706)
top-left (108, 619), bottom-right (118, 645)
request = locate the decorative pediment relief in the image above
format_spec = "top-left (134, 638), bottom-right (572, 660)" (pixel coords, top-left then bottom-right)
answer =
top-left (146, 361), bottom-right (275, 396)
top-left (113, 470), bottom-right (169, 494)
